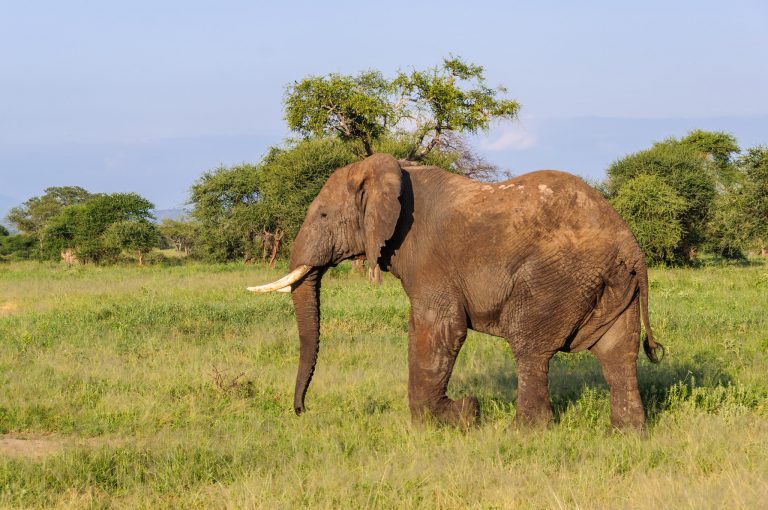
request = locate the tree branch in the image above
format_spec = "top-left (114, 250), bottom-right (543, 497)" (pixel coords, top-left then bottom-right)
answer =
top-left (413, 125), bottom-right (442, 161)
top-left (407, 123), bottom-right (436, 160)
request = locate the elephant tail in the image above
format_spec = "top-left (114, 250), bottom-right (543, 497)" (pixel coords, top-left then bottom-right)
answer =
top-left (635, 259), bottom-right (665, 364)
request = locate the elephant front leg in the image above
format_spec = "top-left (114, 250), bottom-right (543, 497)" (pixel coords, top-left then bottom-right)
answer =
top-left (514, 354), bottom-right (554, 427)
top-left (407, 309), bottom-right (478, 429)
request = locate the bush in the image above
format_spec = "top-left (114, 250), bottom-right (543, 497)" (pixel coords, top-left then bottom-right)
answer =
top-left (0, 234), bottom-right (36, 262)
top-left (704, 190), bottom-right (747, 259)
top-left (607, 139), bottom-right (717, 261)
top-left (45, 193), bottom-right (156, 263)
top-left (102, 220), bottom-right (160, 265)
top-left (611, 174), bottom-right (688, 265)
top-left (738, 146), bottom-right (768, 253)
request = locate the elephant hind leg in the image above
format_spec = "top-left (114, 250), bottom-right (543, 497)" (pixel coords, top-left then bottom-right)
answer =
top-left (589, 299), bottom-right (645, 429)
top-left (407, 306), bottom-right (478, 429)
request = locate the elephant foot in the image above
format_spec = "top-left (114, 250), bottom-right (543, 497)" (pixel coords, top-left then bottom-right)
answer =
top-left (609, 393), bottom-right (646, 431)
top-left (448, 396), bottom-right (480, 430)
top-left (514, 404), bottom-right (553, 428)
top-left (411, 396), bottom-right (480, 430)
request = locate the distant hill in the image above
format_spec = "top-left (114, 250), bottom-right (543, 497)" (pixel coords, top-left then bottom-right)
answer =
top-left (153, 208), bottom-right (190, 222)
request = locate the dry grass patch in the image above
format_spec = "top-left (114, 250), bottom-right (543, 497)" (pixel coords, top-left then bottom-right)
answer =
top-left (0, 301), bottom-right (19, 316)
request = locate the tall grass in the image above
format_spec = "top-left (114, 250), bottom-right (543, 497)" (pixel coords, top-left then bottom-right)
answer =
top-left (1, 260), bottom-right (767, 508)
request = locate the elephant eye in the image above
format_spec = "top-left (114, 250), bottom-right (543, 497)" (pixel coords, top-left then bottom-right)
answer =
top-left (320, 212), bottom-right (328, 219)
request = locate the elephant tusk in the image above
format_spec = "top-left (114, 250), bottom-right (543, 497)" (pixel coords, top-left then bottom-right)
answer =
top-left (275, 286), bottom-right (292, 293)
top-left (247, 265), bottom-right (312, 293)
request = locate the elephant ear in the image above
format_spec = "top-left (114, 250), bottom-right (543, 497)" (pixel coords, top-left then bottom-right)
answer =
top-left (348, 154), bottom-right (402, 268)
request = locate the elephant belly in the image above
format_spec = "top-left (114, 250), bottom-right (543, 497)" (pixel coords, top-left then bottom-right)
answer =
top-left (463, 256), bottom-right (612, 352)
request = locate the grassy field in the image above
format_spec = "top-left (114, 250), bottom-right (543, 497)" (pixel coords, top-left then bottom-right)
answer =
top-left (1, 259), bottom-right (767, 509)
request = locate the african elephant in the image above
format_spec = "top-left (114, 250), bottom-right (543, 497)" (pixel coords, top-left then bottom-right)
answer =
top-left (249, 153), bottom-right (663, 429)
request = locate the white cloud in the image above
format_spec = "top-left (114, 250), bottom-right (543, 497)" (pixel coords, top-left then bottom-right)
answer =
top-left (480, 124), bottom-right (537, 151)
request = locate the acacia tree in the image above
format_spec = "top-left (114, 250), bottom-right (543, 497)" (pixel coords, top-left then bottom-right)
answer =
top-left (45, 192), bottom-right (156, 263)
top-left (159, 218), bottom-right (197, 255)
top-left (6, 186), bottom-right (93, 257)
top-left (189, 163), bottom-right (269, 262)
top-left (103, 220), bottom-right (160, 265)
top-left (284, 57), bottom-right (520, 164)
top-left (738, 146), bottom-right (768, 254)
top-left (284, 71), bottom-right (392, 157)
top-left (679, 129), bottom-right (740, 183)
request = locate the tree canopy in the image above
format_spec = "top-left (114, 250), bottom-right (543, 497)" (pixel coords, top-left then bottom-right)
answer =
top-left (44, 192), bottom-right (157, 263)
top-left (607, 135), bottom-right (718, 261)
top-left (7, 186), bottom-right (93, 235)
top-left (103, 220), bottom-right (160, 265)
top-left (159, 218), bottom-right (197, 255)
top-left (605, 130), bottom-right (768, 263)
top-left (189, 162), bottom-right (266, 261)
top-left (183, 57), bottom-right (522, 262)
top-left (284, 57), bottom-right (519, 161)
top-left (734, 146), bottom-right (768, 253)
top-left (678, 129), bottom-right (740, 181)
top-left (6, 186), bottom-right (94, 257)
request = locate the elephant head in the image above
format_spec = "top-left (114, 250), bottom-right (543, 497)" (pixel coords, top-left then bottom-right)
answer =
top-left (248, 153), bottom-right (402, 414)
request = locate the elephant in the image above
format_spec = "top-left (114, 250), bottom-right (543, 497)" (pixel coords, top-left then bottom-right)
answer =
top-left (249, 153), bottom-right (664, 429)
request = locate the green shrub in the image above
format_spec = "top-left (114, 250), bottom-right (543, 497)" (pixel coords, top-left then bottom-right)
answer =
top-left (0, 234), bottom-right (36, 261)
top-left (611, 174), bottom-right (688, 264)
top-left (607, 139), bottom-right (717, 261)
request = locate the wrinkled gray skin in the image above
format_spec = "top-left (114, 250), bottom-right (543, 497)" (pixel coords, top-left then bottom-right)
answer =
top-left (283, 153), bottom-right (662, 429)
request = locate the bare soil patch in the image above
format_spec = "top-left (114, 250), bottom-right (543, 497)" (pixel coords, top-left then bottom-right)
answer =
top-left (0, 434), bottom-right (62, 458)
top-left (0, 301), bottom-right (20, 316)
top-left (0, 433), bottom-right (123, 459)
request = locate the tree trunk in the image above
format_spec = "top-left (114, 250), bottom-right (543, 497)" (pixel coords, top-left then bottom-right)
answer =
top-left (60, 249), bottom-right (78, 265)
top-left (269, 231), bottom-right (283, 269)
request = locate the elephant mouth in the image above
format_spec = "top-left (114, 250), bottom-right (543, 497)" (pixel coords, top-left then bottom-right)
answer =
top-left (246, 264), bottom-right (313, 293)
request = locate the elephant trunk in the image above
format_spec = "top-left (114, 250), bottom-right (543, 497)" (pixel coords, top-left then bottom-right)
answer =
top-left (291, 268), bottom-right (322, 414)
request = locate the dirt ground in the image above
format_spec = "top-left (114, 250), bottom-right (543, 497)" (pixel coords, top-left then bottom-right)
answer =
top-left (0, 434), bottom-right (63, 459)
top-left (0, 301), bottom-right (19, 316)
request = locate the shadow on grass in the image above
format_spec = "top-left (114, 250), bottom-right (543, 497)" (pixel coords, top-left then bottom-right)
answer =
top-left (457, 350), bottom-right (737, 424)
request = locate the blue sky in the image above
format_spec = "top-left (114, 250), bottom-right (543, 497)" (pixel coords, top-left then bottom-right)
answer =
top-left (1, 0), bottom-right (767, 213)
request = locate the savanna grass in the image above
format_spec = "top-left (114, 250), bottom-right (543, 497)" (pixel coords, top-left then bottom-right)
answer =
top-left (1, 259), bottom-right (767, 508)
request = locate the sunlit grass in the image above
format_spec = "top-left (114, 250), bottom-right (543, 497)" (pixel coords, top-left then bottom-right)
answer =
top-left (1, 259), bottom-right (767, 508)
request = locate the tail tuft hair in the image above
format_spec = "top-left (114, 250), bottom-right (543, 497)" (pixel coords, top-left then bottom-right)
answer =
top-left (642, 332), bottom-right (665, 364)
